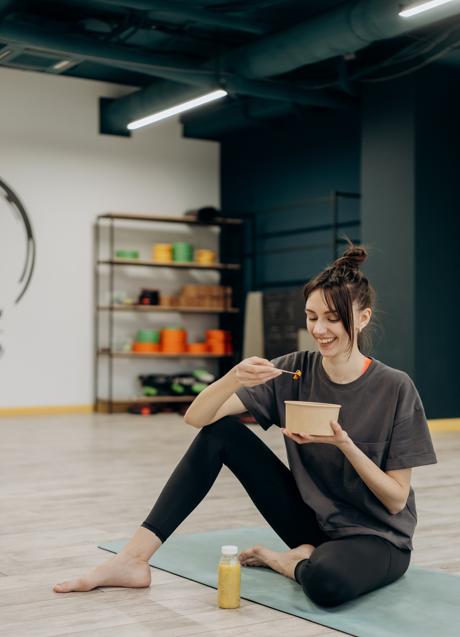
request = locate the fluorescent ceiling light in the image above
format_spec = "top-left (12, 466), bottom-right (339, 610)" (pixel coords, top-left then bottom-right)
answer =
top-left (127, 89), bottom-right (228, 130)
top-left (52, 59), bottom-right (73, 70)
top-left (399, 0), bottom-right (457, 18)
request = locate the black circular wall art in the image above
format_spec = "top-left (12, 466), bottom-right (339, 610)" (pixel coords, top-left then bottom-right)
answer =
top-left (0, 178), bottom-right (36, 356)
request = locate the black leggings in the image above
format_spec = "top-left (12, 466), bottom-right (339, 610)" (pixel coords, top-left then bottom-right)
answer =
top-left (142, 416), bottom-right (411, 607)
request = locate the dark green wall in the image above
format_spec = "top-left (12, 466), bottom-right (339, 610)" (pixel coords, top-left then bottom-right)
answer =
top-left (361, 78), bottom-right (416, 376)
top-left (415, 67), bottom-right (460, 417)
top-left (361, 66), bottom-right (460, 418)
top-left (220, 109), bottom-right (361, 288)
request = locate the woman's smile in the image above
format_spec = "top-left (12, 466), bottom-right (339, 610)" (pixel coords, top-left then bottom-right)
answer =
top-left (316, 337), bottom-right (337, 348)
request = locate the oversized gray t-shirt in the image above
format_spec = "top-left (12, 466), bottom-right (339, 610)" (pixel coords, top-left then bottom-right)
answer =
top-left (236, 351), bottom-right (437, 550)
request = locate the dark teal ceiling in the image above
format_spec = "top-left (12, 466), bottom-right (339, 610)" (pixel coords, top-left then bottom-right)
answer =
top-left (1, 1), bottom-right (459, 137)
top-left (0, 1), bottom-right (348, 86)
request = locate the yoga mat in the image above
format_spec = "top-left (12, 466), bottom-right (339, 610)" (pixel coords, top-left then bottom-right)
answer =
top-left (100, 527), bottom-right (460, 637)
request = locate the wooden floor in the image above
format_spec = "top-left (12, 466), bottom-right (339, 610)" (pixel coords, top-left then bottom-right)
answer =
top-left (0, 413), bottom-right (458, 637)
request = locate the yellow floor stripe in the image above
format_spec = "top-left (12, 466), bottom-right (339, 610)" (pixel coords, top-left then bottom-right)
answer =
top-left (0, 405), bottom-right (92, 416)
top-left (0, 407), bottom-right (459, 431)
top-left (428, 418), bottom-right (460, 432)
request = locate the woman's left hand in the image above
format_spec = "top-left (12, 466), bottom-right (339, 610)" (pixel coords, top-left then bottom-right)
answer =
top-left (281, 421), bottom-right (351, 448)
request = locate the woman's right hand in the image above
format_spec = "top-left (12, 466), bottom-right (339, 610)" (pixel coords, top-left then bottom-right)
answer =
top-left (233, 356), bottom-right (282, 388)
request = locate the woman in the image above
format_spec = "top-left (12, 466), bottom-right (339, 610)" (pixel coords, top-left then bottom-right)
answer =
top-left (54, 245), bottom-right (437, 607)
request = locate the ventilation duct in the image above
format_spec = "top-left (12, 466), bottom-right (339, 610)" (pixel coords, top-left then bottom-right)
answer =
top-left (102, 0), bottom-right (460, 133)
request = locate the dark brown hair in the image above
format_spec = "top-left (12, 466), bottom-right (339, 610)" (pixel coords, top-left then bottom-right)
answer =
top-left (303, 242), bottom-right (376, 354)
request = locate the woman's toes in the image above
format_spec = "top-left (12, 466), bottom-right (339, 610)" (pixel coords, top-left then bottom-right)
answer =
top-left (238, 547), bottom-right (254, 561)
top-left (238, 545), bottom-right (271, 568)
top-left (240, 545), bottom-right (262, 557)
top-left (242, 558), bottom-right (262, 567)
top-left (53, 577), bottom-right (93, 593)
top-left (53, 580), bottom-right (73, 593)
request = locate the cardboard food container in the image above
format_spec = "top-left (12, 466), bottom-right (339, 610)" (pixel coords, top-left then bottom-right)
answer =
top-left (284, 401), bottom-right (341, 436)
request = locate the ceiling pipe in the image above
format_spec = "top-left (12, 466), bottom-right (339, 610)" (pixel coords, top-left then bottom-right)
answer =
top-left (88, 0), bottom-right (269, 35)
top-left (100, 76), bottom-right (351, 134)
top-left (3, 0), bottom-right (460, 133)
top-left (223, 0), bottom-right (460, 78)
top-left (224, 76), bottom-right (350, 108)
top-left (0, 19), bottom-right (351, 124)
top-left (0, 20), bottom-right (201, 77)
top-left (101, 79), bottom-right (349, 134)
top-left (181, 97), bottom-right (303, 141)
top-left (102, 0), bottom-right (460, 132)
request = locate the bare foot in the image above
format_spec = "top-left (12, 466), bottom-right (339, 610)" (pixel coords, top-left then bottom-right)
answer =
top-left (53, 553), bottom-right (151, 593)
top-left (238, 543), bottom-right (315, 580)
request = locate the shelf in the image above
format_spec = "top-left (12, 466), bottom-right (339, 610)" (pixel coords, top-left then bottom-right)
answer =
top-left (98, 349), bottom-right (233, 359)
top-left (98, 212), bottom-right (243, 226)
top-left (96, 396), bottom-right (194, 413)
top-left (98, 258), bottom-right (241, 271)
top-left (98, 396), bottom-right (194, 404)
top-left (95, 210), bottom-right (244, 413)
top-left (98, 305), bottom-right (240, 314)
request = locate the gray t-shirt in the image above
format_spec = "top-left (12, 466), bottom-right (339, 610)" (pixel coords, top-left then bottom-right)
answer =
top-left (236, 350), bottom-right (437, 550)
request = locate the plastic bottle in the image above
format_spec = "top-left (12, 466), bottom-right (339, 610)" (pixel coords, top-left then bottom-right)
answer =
top-left (217, 545), bottom-right (241, 609)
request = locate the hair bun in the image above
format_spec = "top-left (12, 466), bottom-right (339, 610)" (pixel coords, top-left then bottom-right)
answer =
top-left (332, 244), bottom-right (367, 272)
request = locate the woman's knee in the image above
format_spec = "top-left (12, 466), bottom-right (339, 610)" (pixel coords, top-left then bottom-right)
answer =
top-left (202, 415), bottom-right (242, 431)
top-left (297, 557), bottom-right (354, 607)
top-left (193, 416), bottom-right (244, 453)
top-left (198, 416), bottom-right (247, 443)
top-left (198, 416), bottom-right (267, 469)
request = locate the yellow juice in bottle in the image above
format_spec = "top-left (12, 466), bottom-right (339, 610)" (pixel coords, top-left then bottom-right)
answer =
top-left (217, 545), bottom-right (241, 609)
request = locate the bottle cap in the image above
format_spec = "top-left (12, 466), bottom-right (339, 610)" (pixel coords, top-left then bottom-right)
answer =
top-left (221, 545), bottom-right (238, 556)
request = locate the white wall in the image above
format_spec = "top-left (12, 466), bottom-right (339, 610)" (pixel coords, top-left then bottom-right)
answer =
top-left (0, 67), bottom-right (220, 408)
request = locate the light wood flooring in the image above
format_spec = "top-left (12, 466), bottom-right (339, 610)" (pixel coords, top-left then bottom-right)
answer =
top-left (0, 413), bottom-right (458, 637)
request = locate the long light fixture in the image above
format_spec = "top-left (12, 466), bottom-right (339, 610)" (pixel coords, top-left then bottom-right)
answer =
top-left (127, 89), bottom-right (228, 131)
top-left (399, 0), bottom-right (458, 18)
top-left (52, 60), bottom-right (74, 71)
top-left (0, 48), bottom-right (12, 61)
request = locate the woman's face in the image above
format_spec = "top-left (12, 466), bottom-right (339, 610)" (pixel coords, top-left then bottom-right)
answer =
top-left (305, 288), bottom-right (367, 359)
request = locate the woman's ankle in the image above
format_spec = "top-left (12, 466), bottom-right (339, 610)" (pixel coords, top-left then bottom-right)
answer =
top-left (119, 526), bottom-right (162, 562)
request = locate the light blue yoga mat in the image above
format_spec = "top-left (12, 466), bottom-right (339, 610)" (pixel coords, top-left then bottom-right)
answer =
top-left (100, 527), bottom-right (460, 637)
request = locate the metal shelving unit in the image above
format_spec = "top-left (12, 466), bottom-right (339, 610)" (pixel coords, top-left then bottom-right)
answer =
top-left (97, 258), bottom-right (241, 271)
top-left (235, 191), bottom-right (361, 360)
top-left (98, 305), bottom-right (239, 314)
top-left (94, 212), bottom-right (245, 413)
top-left (247, 191), bottom-right (361, 290)
top-left (97, 350), bottom-right (234, 359)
